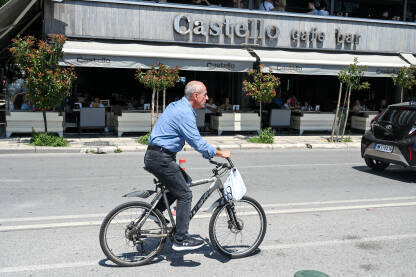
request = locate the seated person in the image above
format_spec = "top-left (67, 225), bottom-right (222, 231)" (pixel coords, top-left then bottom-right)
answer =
top-left (378, 99), bottom-right (387, 113)
top-left (137, 96), bottom-right (145, 109)
top-left (20, 95), bottom-right (31, 111)
top-left (74, 96), bottom-right (86, 109)
top-left (259, 0), bottom-right (274, 11)
top-left (205, 98), bottom-right (218, 114)
top-left (10, 92), bottom-right (26, 111)
top-left (272, 94), bottom-right (283, 108)
top-left (301, 101), bottom-right (312, 111)
top-left (307, 0), bottom-right (319, 14)
top-left (283, 98), bottom-right (292, 109)
top-left (219, 97), bottom-right (233, 111)
top-left (90, 97), bottom-right (105, 108)
top-left (352, 99), bottom-right (362, 113)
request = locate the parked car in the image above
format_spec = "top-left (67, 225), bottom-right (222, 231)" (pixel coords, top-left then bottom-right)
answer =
top-left (361, 102), bottom-right (416, 171)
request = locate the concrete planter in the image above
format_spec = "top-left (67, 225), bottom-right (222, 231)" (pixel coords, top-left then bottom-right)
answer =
top-left (6, 111), bottom-right (64, 137)
top-left (210, 113), bottom-right (260, 136)
top-left (115, 111), bottom-right (151, 137)
top-left (290, 112), bottom-right (335, 135)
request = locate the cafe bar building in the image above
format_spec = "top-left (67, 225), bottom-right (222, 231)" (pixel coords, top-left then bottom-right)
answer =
top-left (1, 0), bottom-right (416, 136)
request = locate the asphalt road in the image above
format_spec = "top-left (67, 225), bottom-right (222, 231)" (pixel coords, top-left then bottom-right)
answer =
top-left (0, 149), bottom-right (415, 277)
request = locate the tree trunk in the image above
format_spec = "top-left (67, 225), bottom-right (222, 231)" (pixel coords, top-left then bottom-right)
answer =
top-left (151, 88), bottom-right (155, 129)
top-left (336, 85), bottom-right (349, 140)
top-left (331, 82), bottom-right (343, 142)
top-left (340, 86), bottom-right (352, 140)
top-left (400, 87), bottom-right (404, 103)
top-left (156, 90), bottom-right (159, 118)
top-left (163, 88), bottom-right (166, 111)
top-left (42, 110), bottom-right (48, 133)
top-left (259, 102), bottom-right (262, 130)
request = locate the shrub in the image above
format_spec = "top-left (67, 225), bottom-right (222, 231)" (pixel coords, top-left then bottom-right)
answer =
top-left (30, 132), bottom-right (69, 147)
top-left (343, 136), bottom-right (352, 142)
top-left (138, 132), bottom-right (151, 145)
top-left (114, 148), bottom-right (123, 153)
top-left (247, 128), bottom-right (274, 144)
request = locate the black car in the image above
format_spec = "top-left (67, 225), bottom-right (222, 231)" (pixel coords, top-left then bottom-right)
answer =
top-left (361, 102), bottom-right (416, 171)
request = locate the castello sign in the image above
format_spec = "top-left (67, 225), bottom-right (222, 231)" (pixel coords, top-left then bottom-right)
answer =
top-left (173, 15), bottom-right (361, 48)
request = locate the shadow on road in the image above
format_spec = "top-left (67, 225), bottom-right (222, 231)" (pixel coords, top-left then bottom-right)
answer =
top-left (352, 165), bottom-right (416, 183)
top-left (98, 236), bottom-right (263, 268)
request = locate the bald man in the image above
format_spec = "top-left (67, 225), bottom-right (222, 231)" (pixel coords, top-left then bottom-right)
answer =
top-left (144, 81), bottom-right (231, 251)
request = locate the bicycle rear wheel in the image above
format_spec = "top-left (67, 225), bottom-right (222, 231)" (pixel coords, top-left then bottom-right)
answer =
top-left (209, 196), bottom-right (267, 259)
top-left (99, 201), bottom-right (167, 266)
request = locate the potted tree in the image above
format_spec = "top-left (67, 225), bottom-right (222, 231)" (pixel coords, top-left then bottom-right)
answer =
top-left (136, 63), bottom-right (179, 129)
top-left (330, 58), bottom-right (370, 142)
top-left (8, 35), bottom-right (76, 142)
top-left (242, 64), bottom-right (280, 130)
top-left (392, 65), bottom-right (416, 103)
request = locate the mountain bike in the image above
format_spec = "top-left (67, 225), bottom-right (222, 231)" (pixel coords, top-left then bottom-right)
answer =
top-left (99, 158), bottom-right (267, 266)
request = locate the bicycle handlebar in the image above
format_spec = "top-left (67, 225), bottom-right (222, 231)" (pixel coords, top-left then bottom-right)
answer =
top-left (209, 158), bottom-right (234, 169)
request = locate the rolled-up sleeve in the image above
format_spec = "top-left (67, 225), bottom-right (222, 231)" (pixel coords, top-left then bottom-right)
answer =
top-left (178, 114), bottom-right (216, 159)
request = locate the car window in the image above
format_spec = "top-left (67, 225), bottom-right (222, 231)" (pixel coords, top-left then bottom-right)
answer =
top-left (379, 108), bottom-right (416, 128)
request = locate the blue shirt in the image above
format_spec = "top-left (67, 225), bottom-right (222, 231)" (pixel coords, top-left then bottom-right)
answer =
top-left (149, 97), bottom-right (216, 159)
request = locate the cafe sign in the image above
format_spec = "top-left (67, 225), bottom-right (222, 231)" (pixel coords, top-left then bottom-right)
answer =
top-left (174, 15), bottom-right (361, 48)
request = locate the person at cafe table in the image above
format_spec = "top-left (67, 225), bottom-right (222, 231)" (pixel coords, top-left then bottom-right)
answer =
top-left (90, 97), bottom-right (105, 108)
top-left (219, 97), bottom-right (233, 111)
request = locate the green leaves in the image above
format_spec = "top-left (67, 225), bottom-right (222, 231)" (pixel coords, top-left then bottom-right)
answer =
top-left (9, 35), bottom-right (76, 111)
top-left (242, 65), bottom-right (280, 103)
top-left (392, 65), bottom-right (416, 90)
top-left (135, 63), bottom-right (180, 91)
top-left (338, 57), bottom-right (370, 91)
top-left (247, 128), bottom-right (274, 144)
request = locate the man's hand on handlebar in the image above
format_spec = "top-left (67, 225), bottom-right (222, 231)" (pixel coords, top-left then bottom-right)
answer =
top-left (215, 150), bottom-right (231, 159)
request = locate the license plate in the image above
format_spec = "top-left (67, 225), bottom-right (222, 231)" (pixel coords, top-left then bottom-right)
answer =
top-left (374, 144), bottom-right (393, 153)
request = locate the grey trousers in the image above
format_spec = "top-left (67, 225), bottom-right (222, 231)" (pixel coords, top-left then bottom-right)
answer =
top-left (144, 148), bottom-right (192, 241)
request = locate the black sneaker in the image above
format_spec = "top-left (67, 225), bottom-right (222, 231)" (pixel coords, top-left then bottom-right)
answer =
top-left (172, 236), bottom-right (205, 251)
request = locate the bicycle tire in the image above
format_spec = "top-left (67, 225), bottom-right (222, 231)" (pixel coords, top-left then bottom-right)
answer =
top-left (209, 196), bottom-right (267, 259)
top-left (99, 201), bottom-right (167, 266)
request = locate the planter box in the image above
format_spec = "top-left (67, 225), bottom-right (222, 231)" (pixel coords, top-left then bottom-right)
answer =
top-left (210, 112), bottom-right (260, 135)
top-left (351, 112), bottom-right (379, 132)
top-left (115, 111), bottom-right (151, 136)
top-left (6, 111), bottom-right (64, 137)
top-left (290, 112), bottom-right (335, 135)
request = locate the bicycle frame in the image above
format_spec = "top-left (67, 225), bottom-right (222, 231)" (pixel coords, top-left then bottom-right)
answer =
top-left (138, 175), bottom-right (227, 234)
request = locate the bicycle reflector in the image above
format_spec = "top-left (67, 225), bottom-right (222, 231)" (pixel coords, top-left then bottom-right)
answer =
top-left (179, 158), bottom-right (186, 171)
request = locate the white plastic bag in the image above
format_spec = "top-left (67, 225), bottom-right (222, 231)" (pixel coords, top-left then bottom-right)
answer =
top-left (223, 168), bottom-right (247, 201)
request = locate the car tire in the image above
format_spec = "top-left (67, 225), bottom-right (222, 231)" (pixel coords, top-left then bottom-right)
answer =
top-left (364, 158), bottom-right (389, 171)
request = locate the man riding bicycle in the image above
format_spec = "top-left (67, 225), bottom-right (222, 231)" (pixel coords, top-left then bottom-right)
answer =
top-left (144, 80), bottom-right (231, 251)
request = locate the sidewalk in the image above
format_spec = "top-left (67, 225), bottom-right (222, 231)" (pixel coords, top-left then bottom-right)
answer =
top-left (0, 134), bottom-right (362, 154)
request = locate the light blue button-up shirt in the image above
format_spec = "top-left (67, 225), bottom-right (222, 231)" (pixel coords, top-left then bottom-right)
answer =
top-left (149, 97), bottom-right (216, 159)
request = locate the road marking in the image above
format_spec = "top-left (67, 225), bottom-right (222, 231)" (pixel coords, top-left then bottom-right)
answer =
top-left (1, 201), bottom-right (416, 232)
top-left (189, 162), bottom-right (362, 170)
top-left (0, 162), bottom-right (363, 183)
top-left (1, 196), bottom-right (415, 223)
top-left (1, 233), bottom-right (415, 273)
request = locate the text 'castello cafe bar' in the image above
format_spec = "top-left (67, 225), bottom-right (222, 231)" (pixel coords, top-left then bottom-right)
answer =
top-left (1, 0), bottom-right (416, 137)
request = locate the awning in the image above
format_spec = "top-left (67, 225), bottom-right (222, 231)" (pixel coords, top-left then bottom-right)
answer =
top-left (400, 53), bottom-right (416, 65)
top-left (253, 49), bottom-right (411, 77)
top-left (0, 0), bottom-right (40, 57)
top-left (61, 41), bottom-right (256, 72)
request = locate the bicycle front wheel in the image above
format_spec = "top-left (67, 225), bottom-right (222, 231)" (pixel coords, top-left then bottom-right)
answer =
top-left (99, 201), bottom-right (167, 267)
top-left (209, 196), bottom-right (267, 259)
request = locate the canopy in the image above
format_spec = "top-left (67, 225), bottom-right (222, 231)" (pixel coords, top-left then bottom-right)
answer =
top-left (61, 41), bottom-right (256, 72)
top-left (253, 49), bottom-right (411, 77)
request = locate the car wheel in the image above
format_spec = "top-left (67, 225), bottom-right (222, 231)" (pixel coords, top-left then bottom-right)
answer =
top-left (364, 158), bottom-right (389, 171)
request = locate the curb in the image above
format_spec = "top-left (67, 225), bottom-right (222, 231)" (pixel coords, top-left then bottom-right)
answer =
top-left (0, 142), bottom-right (360, 154)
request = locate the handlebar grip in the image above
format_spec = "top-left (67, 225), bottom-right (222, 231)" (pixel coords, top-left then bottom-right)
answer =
top-left (227, 158), bottom-right (234, 168)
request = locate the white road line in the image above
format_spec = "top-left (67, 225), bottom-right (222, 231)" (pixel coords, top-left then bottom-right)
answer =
top-left (1, 201), bottom-right (416, 232)
top-left (1, 196), bottom-right (414, 223)
top-left (0, 162), bottom-right (363, 183)
top-left (1, 233), bottom-right (415, 273)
